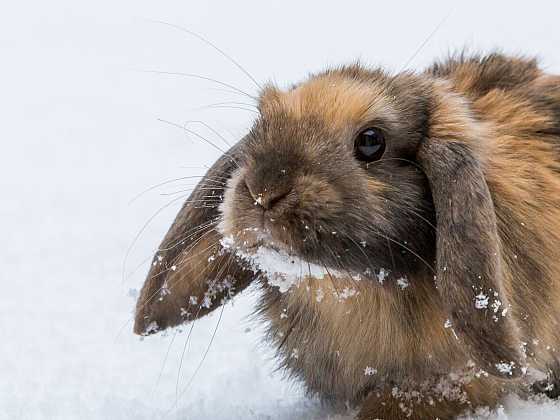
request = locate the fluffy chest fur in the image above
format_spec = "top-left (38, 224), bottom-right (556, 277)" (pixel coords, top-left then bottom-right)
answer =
top-left (259, 274), bottom-right (469, 401)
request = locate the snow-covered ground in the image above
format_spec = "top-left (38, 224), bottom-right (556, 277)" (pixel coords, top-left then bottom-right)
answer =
top-left (2, 1), bottom-right (559, 419)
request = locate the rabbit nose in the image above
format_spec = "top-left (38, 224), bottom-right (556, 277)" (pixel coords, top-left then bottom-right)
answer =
top-left (245, 179), bottom-right (291, 210)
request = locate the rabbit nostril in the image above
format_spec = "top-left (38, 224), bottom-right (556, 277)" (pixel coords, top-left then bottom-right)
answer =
top-left (244, 179), bottom-right (291, 210)
top-left (265, 190), bottom-right (290, 209)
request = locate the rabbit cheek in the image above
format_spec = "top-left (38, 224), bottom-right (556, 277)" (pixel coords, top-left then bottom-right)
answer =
top-left (219, 169), bottom-right (266, 241)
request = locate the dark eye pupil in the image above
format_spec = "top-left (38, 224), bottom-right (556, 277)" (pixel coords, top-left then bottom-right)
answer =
top-left (355, 128), bottom-right (385, 162)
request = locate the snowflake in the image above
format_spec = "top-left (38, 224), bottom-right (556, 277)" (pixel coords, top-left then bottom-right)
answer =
top-left (376, 268), bottom-right (388, 284)
top-left (495, 361), bottom-right (515, 375)
top-left (364, 366), bottom-right (377, 376)
top-left (397, 277), bottom-right (409, 289)
top-left (475, 293), bottom-right (489, 309)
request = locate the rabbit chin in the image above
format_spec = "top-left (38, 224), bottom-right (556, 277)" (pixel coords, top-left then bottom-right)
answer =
top-left (216, 215), bottom-right (391, 294)
top-left (216, 224), bottom-right (353, 293)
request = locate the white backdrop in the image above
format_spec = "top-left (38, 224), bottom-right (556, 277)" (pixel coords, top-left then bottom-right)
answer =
top-left (1, 1), bottom-right (559, 419)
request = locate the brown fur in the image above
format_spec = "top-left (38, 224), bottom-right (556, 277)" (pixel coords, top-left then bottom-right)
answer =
top-left (134, 53), bottom-right (560, 419)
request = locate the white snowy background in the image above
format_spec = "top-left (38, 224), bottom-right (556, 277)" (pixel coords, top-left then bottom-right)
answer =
top-left (2, 0), bottom-right (559, 419)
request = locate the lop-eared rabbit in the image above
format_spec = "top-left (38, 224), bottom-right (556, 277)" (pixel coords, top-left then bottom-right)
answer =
top-left (134, 53), bottom-right (560, 419)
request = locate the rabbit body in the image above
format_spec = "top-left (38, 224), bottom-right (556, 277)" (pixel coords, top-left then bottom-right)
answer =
top-left (135, 54), bottom-right (560, 419)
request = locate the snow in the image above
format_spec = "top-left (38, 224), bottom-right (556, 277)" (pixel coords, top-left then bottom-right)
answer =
top-left (220, 234), bottom-right (343, 293)
top-left (2, 0), bottom-right (559, 419)
top-left (496, 362), bottom-right (516, 376)
top-left (475, 292), bottom-right (490, 309)
top-left (376, 267), bottom-right (389, 283)
top-left (364, 367), bottom-right (378, 376)
top-left (397, 276), bottom-right (410, 289)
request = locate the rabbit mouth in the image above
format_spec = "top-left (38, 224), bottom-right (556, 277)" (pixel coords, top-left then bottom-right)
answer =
top-left (217, 228), bottom-right (401, 293)
top-left (217, 220), bottom-right (400, 289)
top-left (220, 233), bottom-right (349, 293)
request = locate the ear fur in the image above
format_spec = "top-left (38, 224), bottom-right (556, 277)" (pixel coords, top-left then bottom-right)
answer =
top-left (133, 141), bottom-right (254, 335)
top-left (418, 86), bottom-right (525, 378)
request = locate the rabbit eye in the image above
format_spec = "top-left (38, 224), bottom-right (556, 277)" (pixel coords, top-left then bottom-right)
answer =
top-left (354, 128), bottom-right (385, 162)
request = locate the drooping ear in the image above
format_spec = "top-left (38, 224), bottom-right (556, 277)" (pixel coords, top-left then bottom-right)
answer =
top-left (418, 106), bottom-right (524, 378)
top-left (133, 141), bottom-right (255, 336)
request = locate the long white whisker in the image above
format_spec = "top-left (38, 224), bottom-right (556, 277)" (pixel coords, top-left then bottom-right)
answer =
top-left (140, 69), bottom-right (256, 100)
top-left (157, 118), bottom-right (240, 169)
top-left (147, 20), bottom-right (262, 90)
top-left (182, 120), bottom-right (234, 148)
top-left (128, 176), bottom-right (218, 205)
top-left (398, 8), bottom-right (454, 72)
top-left (150, 329), bottom-right (178, 401)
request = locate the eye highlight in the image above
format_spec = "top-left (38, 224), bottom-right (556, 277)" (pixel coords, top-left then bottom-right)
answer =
top-left (354, 127), bottom-right (385, 163)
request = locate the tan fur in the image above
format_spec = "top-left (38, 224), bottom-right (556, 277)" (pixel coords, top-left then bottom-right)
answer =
top-left (260, 76), bottom-right (399, 133)
top-left (267, 275), bottom-right (465, 396)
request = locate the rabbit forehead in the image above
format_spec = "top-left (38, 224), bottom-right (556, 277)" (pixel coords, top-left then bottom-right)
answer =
top-left (259, 73), bottom-right (398, 131)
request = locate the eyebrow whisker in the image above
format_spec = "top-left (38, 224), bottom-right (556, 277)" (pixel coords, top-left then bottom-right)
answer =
top-left (147, 19), bottom-right (262, 91)
top-left (140, 70), bottom-right (256, 100)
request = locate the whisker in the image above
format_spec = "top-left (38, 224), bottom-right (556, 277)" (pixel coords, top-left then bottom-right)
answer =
top-left (177, 165), bottom-right (211, 170)
top-left (174, 303), bottom-right (226, 413)
top-left (147, 20), bottom-right (262, 90)
top-left (128, 176), bottom-right (216, 205)
top-left (398, 8), bottom-right (454, 72)
top-left (152, 233), bottom-right (220, 285)
top-left (199, 104), bottom-right (259, 114)
top-left (171, 253), bottom-right (235, 414)
top-left (171, 252), bottom-right (233, 406)
top-left (365, 227), bottom-right (435, 274)
top-left (122, 219), bottom-right (220, 283)
top-left (160, 198), bottom-right (223, 204)
top-left (141, 70), bottom-right (256, 100)
top-left (192, 101), bottom-right (257, 111)
top-left (182, 120), bottom-right (234, 148)
top-left (339, 229), bottom-right (375, 271)
top-left (157, 184), bottom-right (224, 197)
top-left (321, 240), bottom-right (365, 323)
top-left (329, 230), bottom-right (374, 299)
top-left (196, 186), bottom-right (230, 192)
top-left (387, 237), bottom-right (396, 272)
top-left (158, 218), bottom-right (220, 253)
top-left (159, 118), bottom-right (229, 156)
top-left (174, 325), bottom-right (191, 404)
top-left (123, 254), bottom-right (155, 282)
top-left (345, 200), bottom-right (435, 233)
top-left (399, 207), bottom-right (436, 232)
top-left (157, 118), bottom-right (240, 168)
top-left (121, 194), bottom-right (194, 286)
top-left (318, 233), bottom-right (361, 291)
top-left (114, 230), bottom-right (221, 341)
top-left (207, 87), bottom-right (256, 98)
top-left (159, 189), bottom-right (195, 197)
top-left (150, 329), bottom-right (178, 400)
top-left (157, 186), bottom-right (226, 197)
top-left (313, 248), bottom-right (342, 297)
top-left (366, 157), bottom-right (424, 172)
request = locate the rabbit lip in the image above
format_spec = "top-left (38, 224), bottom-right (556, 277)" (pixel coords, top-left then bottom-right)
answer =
top-left (238, 234), bottom-right (291, 257)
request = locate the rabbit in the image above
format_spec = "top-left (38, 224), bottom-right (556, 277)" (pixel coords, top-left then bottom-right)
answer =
top-left (133, 52), bottom-right (560, 419)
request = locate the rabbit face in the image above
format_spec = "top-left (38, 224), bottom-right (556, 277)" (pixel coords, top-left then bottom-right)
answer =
top-left (218, 70), bottom-right (436, 279)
